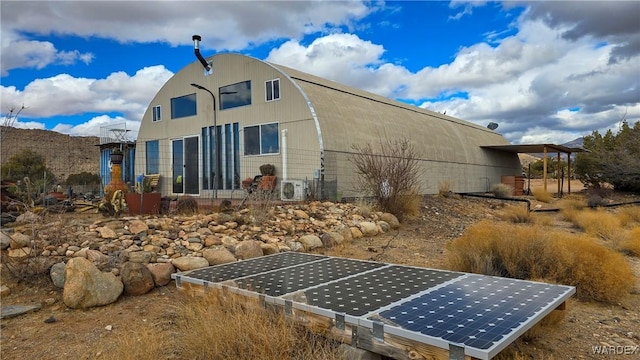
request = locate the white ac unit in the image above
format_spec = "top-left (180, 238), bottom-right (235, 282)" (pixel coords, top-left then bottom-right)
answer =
top-left (281, 180), bottom-right (306, 201)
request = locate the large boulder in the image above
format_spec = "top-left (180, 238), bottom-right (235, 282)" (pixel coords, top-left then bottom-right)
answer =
top-left (63, 257), bottom-right (123, 309)
top-left (234, 240), bottom-right (263, 260)
top-left (121, 262), bottom-right (155, 296)
top-left (50, 262), bottom-right (66, 289)
top-left (202, 247), bottom-right (236, 265)
top-left (298, 235), bottom-right (323, 251)
top-left (9, 232), bottom-right (31, 249)
top-left (321, 232), bottom-right (344, 248)
top-left (171, 256), bottom-right (210, 271)
top-left (146, 263), bottom-right (176, 286)
top-left (380, 213), bottom-right (400, 229)
top-left (358, 222), bottom-right (379, 237)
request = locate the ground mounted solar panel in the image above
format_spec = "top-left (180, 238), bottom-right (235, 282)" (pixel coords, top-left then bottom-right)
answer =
top-left (172, 252), bottom-right (575, 359)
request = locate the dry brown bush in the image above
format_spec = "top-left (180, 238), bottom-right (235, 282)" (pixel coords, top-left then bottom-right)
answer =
top-left (350, 136), bottom-right (421, 221)
top-left (617, 205), bottom-right (640, 227)
top-left (618, 227), bottom-right (640, 257)
top-left (102, 289), bottom-right (341, 360)
top-left (498, 204), bottom-right (532, 224)
top-left (570, 209), bottom-right (624, 242)
top-left (446, 221), bottom-right (634, 303)
top-left (531, 187), bottom-right (553, 203)
top-left (490, 183), bottom-right (514, 198)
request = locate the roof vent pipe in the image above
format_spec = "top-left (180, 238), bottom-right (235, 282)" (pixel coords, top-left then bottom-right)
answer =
top-left (192, 35), bottom-right (211, 71)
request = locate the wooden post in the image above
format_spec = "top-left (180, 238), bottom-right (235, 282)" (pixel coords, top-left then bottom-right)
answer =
top-left (557, 152), bottom-right (561, 196)
top-left (567, 152), bottom-right (572, 194)
top-left (543, 146), bottom-right (548, 192)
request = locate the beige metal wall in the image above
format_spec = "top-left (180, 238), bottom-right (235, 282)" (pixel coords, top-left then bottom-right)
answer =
top-left (136, 54), bottom-right (322, 196)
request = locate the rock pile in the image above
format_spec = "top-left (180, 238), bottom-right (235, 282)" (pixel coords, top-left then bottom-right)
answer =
top-left (2, 201), bottom-right (399, 309)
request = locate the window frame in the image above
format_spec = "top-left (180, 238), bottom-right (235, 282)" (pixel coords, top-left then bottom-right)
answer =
top-left (170, 93), bottom-right (197, 119)
top-left (152, 105), bottom-right (161, 122)
top-left (219, 80), bottom-right (252, 110)
top-left (145, 140), bottom-right (160, 174)
top-left (243, 122), bottom-right (280, 156)
top-left (265, 78), bottom-right (280, 102)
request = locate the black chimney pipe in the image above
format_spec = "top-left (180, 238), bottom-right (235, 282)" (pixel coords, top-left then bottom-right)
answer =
top-left (192, 35), bottom-right (211, 71)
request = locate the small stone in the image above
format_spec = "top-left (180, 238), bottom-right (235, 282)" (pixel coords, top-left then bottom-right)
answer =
top-left (105, 325), bottom-right (113, 331)
top-left (44, 316), bottom-right (57, 323)
top-left (0, 285), bottom-right (11, 297)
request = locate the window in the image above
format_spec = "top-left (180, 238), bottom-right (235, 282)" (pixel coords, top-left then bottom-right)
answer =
top-left (244, 123), bottom-right (279, 155)
top-left (202, 122), bottom-right (240, 190)
top-left (171, 93), bottom-right (196, 119)
top-left (152, 105), bottom-right (161, 122)
top-left (265, 79), bottom-right (280, 101)
top-left (220, 81), bottom-right (251, 110)
top-left (145, 140), bottom-right (159, 174)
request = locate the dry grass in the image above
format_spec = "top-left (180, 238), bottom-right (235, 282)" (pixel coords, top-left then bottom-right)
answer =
top-left (618, 227), bottom-right (640, 257)
top-left (438, 180), bottom-right (453, 197)
top-left (497, 204), bottom-right (532, 223)
top-left (617, 205), bottom-right (640, 227)
top-left (490, 183), bottom-right (514, 198)
top-left (531, 187), bottom-right (553, 203)
top-left (446, 221), bottom-right (635, 303)
top-left (570, 209), bottom-right (625, 242)
top-left (102, 289), bottom-right (341, 360)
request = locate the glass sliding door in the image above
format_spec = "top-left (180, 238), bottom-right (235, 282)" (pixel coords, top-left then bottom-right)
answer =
top-left (172, 139), bottom-right (183, 194)
top-left (184, 136), bottom-right (199, 194)
top-left (173, 136), bottom-right (200, 195)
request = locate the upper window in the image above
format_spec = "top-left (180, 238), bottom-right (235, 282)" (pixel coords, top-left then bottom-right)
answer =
top-left (171, 93), bottom-right (196, 119)
top-left (146, 140), bottom-right (160, 174)
top-left (265, 79), bottom-right (280, 102)
top-left (152, 105), bottom-right (161, 122)
top-left (244, 123), bottom-right (279, 156)
top-left (220, 81), bottom-right (251, 110)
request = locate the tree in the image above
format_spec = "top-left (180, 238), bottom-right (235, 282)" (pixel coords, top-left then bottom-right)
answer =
top-left (350, 136), bottom-right (421, 219)
top-left (575, 121), bottom-right (640, 192)
top-left (66, 172), bottom-right (101, 185)
top-left (1, 149), bottom-right (56, 185)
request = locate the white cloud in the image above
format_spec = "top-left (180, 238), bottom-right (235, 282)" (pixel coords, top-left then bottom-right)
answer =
top-left (52, 115), bottom-right (139, 138)
top-left (0, 1), bottom-right (376, 49)
top-left (1, 65), bottom-right (173, 135)
top-left (266, 33), bottom-right (411, 97)
top-left (0, 31), bottom-right (94, 76)
top-left (266, 12), bottom-right (638, 145)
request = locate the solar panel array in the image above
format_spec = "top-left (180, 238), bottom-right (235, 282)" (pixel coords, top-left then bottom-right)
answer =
top-left (173, 252), bottom-right (575, 360)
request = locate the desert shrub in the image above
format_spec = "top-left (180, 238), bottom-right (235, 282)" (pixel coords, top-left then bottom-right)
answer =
top-left (618, 227), bottom-right (640, 257)
top-left (446, 221), bottom-right (634, 303)
top-left (498, 204), bottom-right (532, 224)
top-left (246, 189), bottom-right (277, 224)
top-left (102, 289), bottom-right (340, 360)
top-left (175, 195), bottom-right (199, 214)
top-left (531, 187), bottom-right (552, 203)
top-left (177, 290), bottom-right (339, 360)
top-left (350, 136), bottom-right (421, 220)
top-left (557, 197), bottom-right (586, 211)
top-left (570, 209), bottom-right (623, 242)
top-left (438, 180), bottom-right (453, 197)
top-left (490, 183), bottom-right (514, 198)
top-left (586, 194), bottom-right (607, 208)
top-left (617, 206), bottom-right (640, 227)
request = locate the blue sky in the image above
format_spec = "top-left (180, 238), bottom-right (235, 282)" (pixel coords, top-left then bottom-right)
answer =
top-left (1, 1), bottom-right (639, 145)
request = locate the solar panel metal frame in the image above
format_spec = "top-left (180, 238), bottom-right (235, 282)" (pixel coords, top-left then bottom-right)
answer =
top-left (360, 274), bottom-right (576, 360)
top-left (171, 252), bottom-right (327, 288)
top-left (172, 252), bottom-right (575, 360)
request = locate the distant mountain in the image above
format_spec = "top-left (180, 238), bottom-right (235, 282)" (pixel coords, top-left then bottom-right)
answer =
top-left (0, 127), bottom-right (100, 183)
top-left (561, 137), bottom-right (584, 149)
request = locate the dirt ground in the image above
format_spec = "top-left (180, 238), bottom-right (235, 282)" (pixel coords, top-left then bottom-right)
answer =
top-left (1, 182), bottom-right (639, 360)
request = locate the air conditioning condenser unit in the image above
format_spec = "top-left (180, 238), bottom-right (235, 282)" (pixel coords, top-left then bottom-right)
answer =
top-left (281, 180), bottom-right (306, 201)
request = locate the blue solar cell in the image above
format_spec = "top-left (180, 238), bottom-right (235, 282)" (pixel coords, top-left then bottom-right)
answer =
top-left (375, 274), bottom-right (573, 350)
top-left (301, 266), bottom-right (464, 316)
top-left (232, 257), bottom-right (386, 296)
top-left (184, 252), bottom-right (326, 283)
